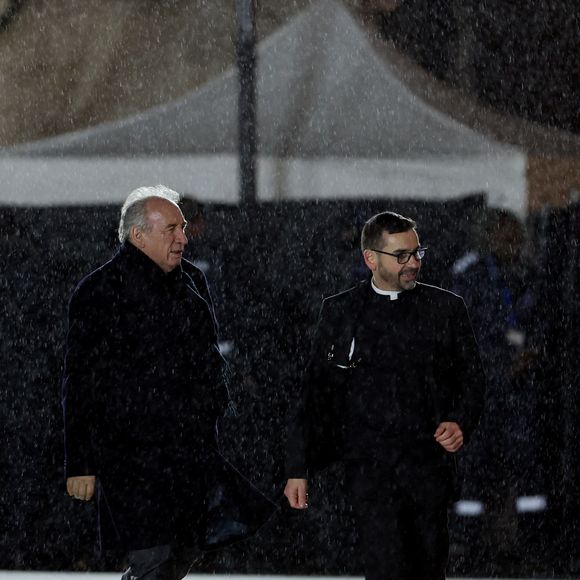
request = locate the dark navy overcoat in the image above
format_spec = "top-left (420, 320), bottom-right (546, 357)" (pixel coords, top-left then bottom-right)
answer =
top-left (63, 242), bottom-right (274, 552)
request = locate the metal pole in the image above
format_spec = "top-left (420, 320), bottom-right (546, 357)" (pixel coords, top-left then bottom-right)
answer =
top-left (236, 0), bottom-right (257, 206)
top-left (450, 0), bottom-right (477, 92)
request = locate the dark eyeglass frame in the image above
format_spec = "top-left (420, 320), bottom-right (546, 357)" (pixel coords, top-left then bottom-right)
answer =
top-left (370, 246), bottom-right (428, 264)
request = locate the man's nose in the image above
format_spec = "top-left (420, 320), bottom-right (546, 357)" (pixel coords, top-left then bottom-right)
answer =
top-left (177, 228), bottom-right (188, 245)
top-left (409, 253), bottom-right (421, 265)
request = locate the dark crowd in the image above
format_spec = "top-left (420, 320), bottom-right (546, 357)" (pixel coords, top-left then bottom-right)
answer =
top-left (1, 194), bottom-right (579, 577)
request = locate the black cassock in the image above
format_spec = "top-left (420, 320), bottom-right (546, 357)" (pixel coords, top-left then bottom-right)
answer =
top-left (286, 280), bottom-right (486, 580)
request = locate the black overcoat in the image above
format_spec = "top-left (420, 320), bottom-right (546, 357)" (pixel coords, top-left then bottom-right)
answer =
top-left (63, 243), bottom-right (274, 551)
top-left (286, 280), bottom-right (486, 478)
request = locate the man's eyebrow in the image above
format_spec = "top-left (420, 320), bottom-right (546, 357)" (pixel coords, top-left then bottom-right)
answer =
top-left (165, 220), bottom-right (187, 229)
top-left (392, 245), bottom-right (420, 254)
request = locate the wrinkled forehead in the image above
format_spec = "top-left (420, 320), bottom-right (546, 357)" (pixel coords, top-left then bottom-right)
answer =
top-left (379, 228), bottom-right (420, 250)
top-left (146, 197), bottom-right (185, 224)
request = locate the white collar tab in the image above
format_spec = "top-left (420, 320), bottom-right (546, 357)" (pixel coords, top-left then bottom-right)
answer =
top-left (371, 278), bottom-right (401, 300)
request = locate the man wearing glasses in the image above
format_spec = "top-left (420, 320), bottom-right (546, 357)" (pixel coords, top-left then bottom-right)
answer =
top-left (285, 211), bottom-right (485, 580)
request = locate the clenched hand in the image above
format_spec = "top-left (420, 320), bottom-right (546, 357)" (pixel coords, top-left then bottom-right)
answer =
top-left (67, 475), bottom-right (96, 501)
top-left (434, 422), bottom-right (463, 453)
top-left (284, 478), bottom-right (308, 509)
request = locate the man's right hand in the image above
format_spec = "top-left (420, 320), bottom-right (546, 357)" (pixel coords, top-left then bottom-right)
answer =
top-left (67, 475), bottom-right (96, 501)
top-left (284, 478), bottom-right (308, 509)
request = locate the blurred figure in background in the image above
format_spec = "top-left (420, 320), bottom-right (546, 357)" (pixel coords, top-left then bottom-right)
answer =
top-left (178, 197), bottom-right (217, 326)
top-left (180, 197), bottom-right (208, 271)
top-left (452, 209), bottom-right (548, 559)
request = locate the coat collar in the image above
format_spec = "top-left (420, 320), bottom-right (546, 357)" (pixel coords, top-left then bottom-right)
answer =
top-left (117, 242), bottom-right (183, 285)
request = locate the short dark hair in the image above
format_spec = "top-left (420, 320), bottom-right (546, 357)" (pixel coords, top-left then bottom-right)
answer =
top-left (361, 211), bottom-right (416, 251)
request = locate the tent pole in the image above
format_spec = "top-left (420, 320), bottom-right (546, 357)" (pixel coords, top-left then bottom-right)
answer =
top-left (236, 0), bottom-right (258, 206)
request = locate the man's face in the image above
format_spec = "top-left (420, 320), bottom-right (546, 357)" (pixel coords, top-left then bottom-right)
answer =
top-left (363, 229), bottom-right (422, 291)
top-left (134, 198), bottom-right (188, 273)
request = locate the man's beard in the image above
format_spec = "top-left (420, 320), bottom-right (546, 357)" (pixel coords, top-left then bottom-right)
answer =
top-left (398, 266), bottom-right (420, 290)
top-left (377, 264), bottom-right (420, 291)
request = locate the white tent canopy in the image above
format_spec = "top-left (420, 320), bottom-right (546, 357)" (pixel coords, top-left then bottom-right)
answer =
top-left (0, 0), bottom-right (527, 213)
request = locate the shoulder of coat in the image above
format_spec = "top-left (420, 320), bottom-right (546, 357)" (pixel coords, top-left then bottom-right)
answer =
top-left (415, 282), bottom-right (463, 305)
top-left (320, 280), bottom-right (369, 320)
top-left (323, 280), bottom-right (368, 304)
top-left (72, 254), bottom-right (121, 302)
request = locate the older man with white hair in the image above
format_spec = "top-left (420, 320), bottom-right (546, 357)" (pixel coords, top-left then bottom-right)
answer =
top-left (63, 185), bottom-right (271, 580)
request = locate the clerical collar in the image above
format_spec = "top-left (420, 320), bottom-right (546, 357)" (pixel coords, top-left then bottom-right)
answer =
top-left (371, 278), bottom-right (400, 300)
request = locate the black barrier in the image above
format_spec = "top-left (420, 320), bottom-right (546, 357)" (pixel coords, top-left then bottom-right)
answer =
top-left (0, 196), bottom-right (576, 576)
top-left (539, 203), bottom-right (580, 575)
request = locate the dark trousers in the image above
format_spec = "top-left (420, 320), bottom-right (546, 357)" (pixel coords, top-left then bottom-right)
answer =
top-left (121, 544), bottom-right (201, 580)
top-left (347, 458), bottom-right (452, 580)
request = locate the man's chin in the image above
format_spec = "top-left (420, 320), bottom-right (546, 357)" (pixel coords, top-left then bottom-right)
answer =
top-left (399, 278), bottom-right (417, 291)
top-left (169, 252), bottom-right (183, 264)
top-left (166, 258), bottom-right (182, 272)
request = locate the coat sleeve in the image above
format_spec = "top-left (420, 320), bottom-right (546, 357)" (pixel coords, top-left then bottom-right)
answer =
top-left (189, 269), bottom-right (234, 433)
top-left (444, 297), bottom-right (486, 444)
top-left (185, 264), bottom-right (220, 337)
top-left (285, 300), bottom-right (332, 479)
top-left (61, 282), bottom-right (106, 478)
top-left (183, 264), bottom-right (232, 420)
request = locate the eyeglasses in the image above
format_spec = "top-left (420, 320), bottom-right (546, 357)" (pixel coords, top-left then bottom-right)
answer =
top-left (370, 247), bottom-right (428, 264)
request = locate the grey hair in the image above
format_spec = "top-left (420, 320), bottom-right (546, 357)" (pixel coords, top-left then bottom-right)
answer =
top-left (118, 185), bottom-right (181, 243)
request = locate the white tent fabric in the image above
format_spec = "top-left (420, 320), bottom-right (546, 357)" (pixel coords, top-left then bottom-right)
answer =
top-left (0, 0), bottom-right (527, 213)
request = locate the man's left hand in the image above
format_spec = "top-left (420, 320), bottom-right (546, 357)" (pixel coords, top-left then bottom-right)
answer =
top-left (434, 422), bottom-right (463, 453)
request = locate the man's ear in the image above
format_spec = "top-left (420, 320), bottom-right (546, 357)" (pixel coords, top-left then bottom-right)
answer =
top-left (362, 249), bottom-right (376, 272)
top-left (131, 226), bottom-right (145, 248)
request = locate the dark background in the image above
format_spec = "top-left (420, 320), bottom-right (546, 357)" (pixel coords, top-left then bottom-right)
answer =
top-left (1, 196), bottom-right (579, 577)
top-left (382, 0), bottom-right (580, 135)
top-left (2, 1), bottom-right (580, 576)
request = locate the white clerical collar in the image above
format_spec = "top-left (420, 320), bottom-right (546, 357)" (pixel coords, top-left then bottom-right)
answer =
top-left (371, 278), bottom-right (401, 300)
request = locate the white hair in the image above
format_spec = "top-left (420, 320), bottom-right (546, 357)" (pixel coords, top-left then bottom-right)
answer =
top-left (118, 185), bottom-right (181, 243)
